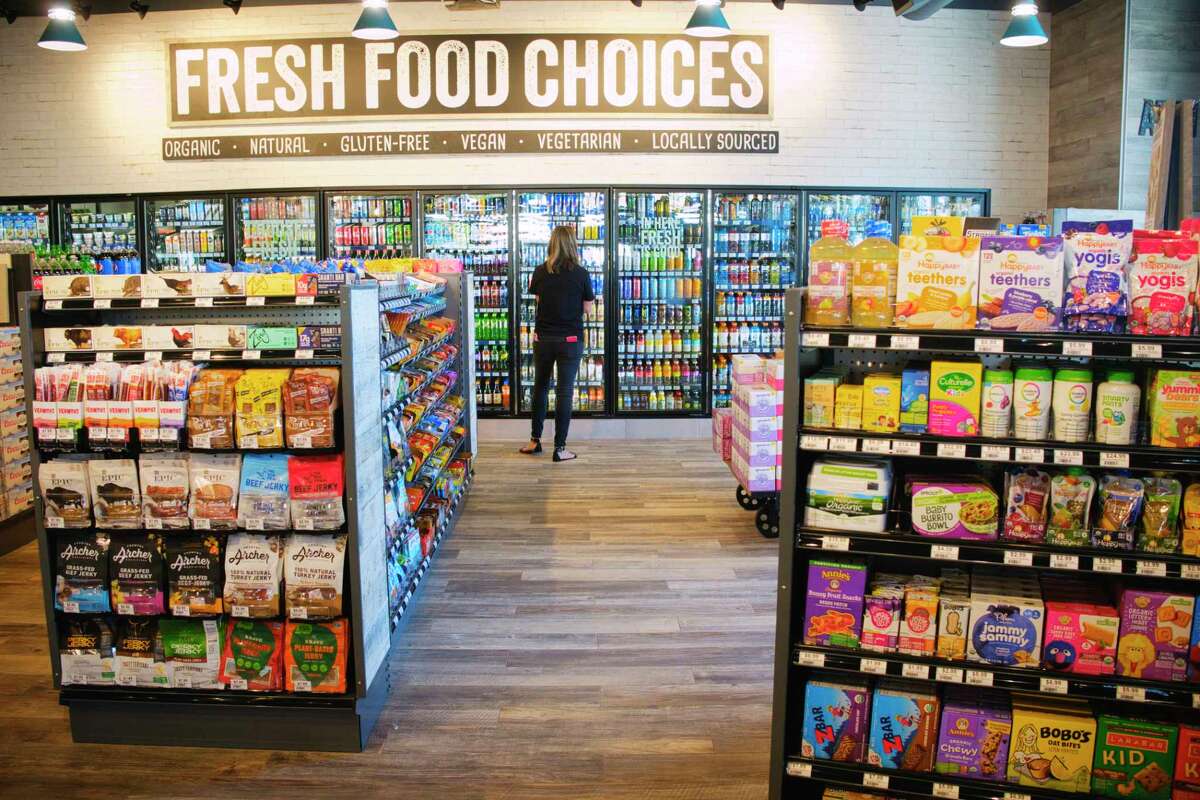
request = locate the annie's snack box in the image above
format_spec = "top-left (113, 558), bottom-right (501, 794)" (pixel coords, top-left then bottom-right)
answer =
top-left (1092, 715), bottom-right (1177, 800)
top-left (977, 235), bottom-right (1064, 331)
top-left (800, 680), bottom-right (870, 763)
top-left (1117, 588), bottom-right (1194, 682)
top-left (1007, 696), bottom-right (1096, 793)
top-left (802, 558), bottom-right (866, 649)
top-left (867, 681), bottom-right (940, 772)
top-left (934, 688), bottom-right (1011, 782)
top-left (895, 235), bottom-right (980, 330)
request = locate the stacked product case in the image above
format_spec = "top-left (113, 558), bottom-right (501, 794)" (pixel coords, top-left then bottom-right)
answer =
top-left (0, 327), bottom-right (31, 521)
top-left (17, 269), bottom-right (475, 751)
top-left (769, 287), bottom-right (1200, 800)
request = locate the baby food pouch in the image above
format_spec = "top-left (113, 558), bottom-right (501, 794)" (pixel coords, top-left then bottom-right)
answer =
top-left (977, 235), bottom-right (1064, 331)
top-left (1061, 220), bottom-right (1134, 332)
top-left (895, 236), bottom-right (980, 329)
top-left (1129, 235), bottom-right (1198, 336)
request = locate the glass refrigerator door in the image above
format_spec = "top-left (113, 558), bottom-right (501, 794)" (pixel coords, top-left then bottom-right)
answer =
top-left (327, 192), bottom-right (415, 259)
top-left (0, 201), bottom-right (50, 248)
top-left (144, 196), bottom-right (227, 271)
top-left (614, 191), bottom-right (705, 414)
top-left (805, 191), bottom-right (890, 249)
top-left (234, 193), bottom-right (318, 263)
top-left (516, 190), bottom-right (607, 415)
top-left (710, 192), bottom-right (797, 408)
top-left (898, 191), bottom-right (987, 235)
top-left (422, 192), bottom-right (511, 414)
top-left (58, 199), bottom-right (138, 258)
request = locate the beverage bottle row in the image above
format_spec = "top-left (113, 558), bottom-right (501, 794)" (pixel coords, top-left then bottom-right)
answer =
top-left (155, 200), bottom-right (223, 223)
top-left (431, 250), bottom-right (509, 275)
top-left (524, 385), bottom-right (605, 412)
top-left (241, 221), bottom-right (317, 254)
top-left (0, 211), bottom-right (49, 243)
top-left (617, 358), bottom-right (701, 386)
top-left (620, 194), bottom-right (698, 219)
top-left (422, 221), bottom-right (508, 252)
top-left (517, 325), bottom-right (603, 352)
top-left (714, 194), bottom-right (795, 225)
top-left (712, 355), bottom-right (732, 388)
top-left (240, 196), bottom-right (316, 222)
top-left (333, 222), bottom-right (412, 250)
top-left (520, 356), bottom-right (603, 384)
top-left (715, 291), bottom-right (785, 319)
top-left (518, 294), bottom-right (606, 323)
top-left (517, 246), bottom-right (606, 279)
top-left (619, 275), bottom-right (703, 301)
top-left (522, 192), bottom-right (606, 218)
top-left (34, 247), bottom-right (141, 276)
top-left (69, 211), bottom-right (135, 228)
top-left (333, 196), bottom-right (411, 220)
top-left (426, 195), bottom-right (507, 218)
top-left (714, 259), bottom-right (792, 287)
top-left (476, 346), bottom-right (509, 372)
top-left (477, 378), bottom-right (510, 408)
top-left (618, 329), bottom-right (701, 356)
top-left (616, 221), bottom-right (704, 246)
top-left (160, 227), bottom-right (224, 256)
top-left (619, 388), bottom-right (702, 412)
top-left (476, 312), bottom-right (508, 341)
top-left (620, 301), bottom-right (699, 327)
top-left (475, 280), bottom-right (508, 309)
top-left (809, 197), bottom-right (887, 245)
top-left (616, 245), bottom-right (702, 273)
top-left (712, 226), bottom-right (792, 255)
top-left (714, 322), bottom-right (784, 352)
top-left (71, 230), bottom-right (135, 253)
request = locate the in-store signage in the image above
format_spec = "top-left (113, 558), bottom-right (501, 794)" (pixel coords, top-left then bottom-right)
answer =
top-left (161, 128), bottom-right (780, 160)
top-left (168, 33), bottom-right (771, 123)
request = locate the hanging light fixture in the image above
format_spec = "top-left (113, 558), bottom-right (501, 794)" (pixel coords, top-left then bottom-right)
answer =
top-left (685, 0), bottom-right (730, 38)
top-left (38, 7), bottom-right (86, 51)
top-left (353, 0), bottom-right (399, 40)
top-left (1000, 0), bottom-right (1047, 47)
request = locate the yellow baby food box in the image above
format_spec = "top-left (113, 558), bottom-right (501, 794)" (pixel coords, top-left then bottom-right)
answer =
top-left (862, 374), bottom-right (901, 433)
top-left (895, 236), bottom-right (980, 329)
top-left (910, 216), bottom-right (966, 237)
top-left (1007, 698), bottom-right (1096, 793)
top-left (929, 361), bottom-right (983, 438)
top-left (1148, 370), bottom-right (1200, 448)
top-left (835, 384), bottom-right (863, 431)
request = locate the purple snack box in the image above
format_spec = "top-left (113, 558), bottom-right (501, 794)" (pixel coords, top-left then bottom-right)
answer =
top-left (803, 559), bottom-right (867, 650)
top-left (1116, 589), bottom-right (1195, 682)
top-left (934, 690), bottom-right (1012, 782)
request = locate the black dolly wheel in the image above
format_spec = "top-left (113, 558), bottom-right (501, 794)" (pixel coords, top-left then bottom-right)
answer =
top-left (755, 500), bottom-right (780, 539)
top-left (736, 485), bottom-right (763, 511)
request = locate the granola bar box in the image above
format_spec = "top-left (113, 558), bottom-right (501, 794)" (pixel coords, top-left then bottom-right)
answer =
top-left (934, 688), bottom-right (1012, 782)
top-left (867, 681), bottom-right (941, 772)
top-left (1007, 697), bottom-right (1096, 793)
top-left (800, 679), bottom-right (870, 763)
top-left (1092, 715), bottom-right (1177, 800)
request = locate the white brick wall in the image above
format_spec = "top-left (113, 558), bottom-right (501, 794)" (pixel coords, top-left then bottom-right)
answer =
top-left (0, 1), bottom-right (1049, 221)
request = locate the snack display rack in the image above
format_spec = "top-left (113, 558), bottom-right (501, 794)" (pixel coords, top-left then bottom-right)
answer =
top-left (769, 287), bottom-right (1200, 800)
top-left (17, 270), bottom-right (475, 752)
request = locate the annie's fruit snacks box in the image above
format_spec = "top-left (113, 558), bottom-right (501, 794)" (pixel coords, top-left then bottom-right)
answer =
top-left (867, 681), bottom-right (940, 772)
top-left (1174, 724), bottom-right (1200, 800)
top-left (802, 558), bottom-right (866, 649)
top-left (1007, 696), bottom-right (1096, 793)
top-left (800, 679), bottom-right (870, 763)
top-left (934, 687), bottom-right (1011, 782)
top-left (1117, 588), bottom-right (1194, 682)
top-left (1092, 715), bottom-right (1177, 800)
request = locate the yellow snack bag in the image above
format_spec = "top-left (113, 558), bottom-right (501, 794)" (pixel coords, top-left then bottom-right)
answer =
top-left (895, 236), bottom-right (980, 329)
top-left (235, 369), bottom-right (291, 449)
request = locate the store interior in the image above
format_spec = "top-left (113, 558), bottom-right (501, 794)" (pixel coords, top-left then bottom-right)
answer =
top-left (0, 0), bottom-right (1199, 798)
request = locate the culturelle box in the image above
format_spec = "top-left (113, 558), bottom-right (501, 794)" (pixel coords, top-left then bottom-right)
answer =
top-left (895, 235), bottom-right (980, 329)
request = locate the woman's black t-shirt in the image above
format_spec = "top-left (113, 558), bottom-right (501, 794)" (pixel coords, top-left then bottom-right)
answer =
top-left (528, 262), bottom-right (594, 339)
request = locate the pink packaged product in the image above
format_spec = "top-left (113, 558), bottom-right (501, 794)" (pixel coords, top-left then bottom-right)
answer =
top-left (730, 354), bottom-right (764, 386)
top-left (733, 457), bottom-right (776, 493)
top-left (734, 383), bottom-right (779, 418)
top-left (714, 436), bottom-right (732, 462)
top-left (1129, 235), bottom-right (1199, 336)
top-left (732, 414), bottom-right (781, 443)
top-left (712, 407), bottom-right (733, 438)
top-left (1116, 588), bottom-right (1194, 682)
top-left (861, 588), bottom-right (903, 653)
top-left (733, 438), bottom-right (781, 468)
top-left (1041, 600), bottom-right (1119, 676)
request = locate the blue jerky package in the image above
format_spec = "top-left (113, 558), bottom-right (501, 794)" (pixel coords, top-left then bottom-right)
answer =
top-left (237, 453), bottom-right (291, 530)
top-left (55, 532), bottom-right (112, 613)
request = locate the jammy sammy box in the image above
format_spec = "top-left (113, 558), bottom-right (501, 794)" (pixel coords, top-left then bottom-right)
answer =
top-left (800, 680), bottom-right (871, 763)
top-left (895, 235), bottom-right (980, 329)
top-left (977, 235), bottom-right (1065, 331)
top-left (1116, 589), bottom-right (1194, 682)
top-left (1007, 697), bottom-right (1096, 793)
top-left (929, 361), bottom-right (983, 437)
top-left (1092, 715), bottom-right (1177, 800)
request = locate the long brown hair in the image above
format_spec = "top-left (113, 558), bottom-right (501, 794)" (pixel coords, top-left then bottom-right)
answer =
top-left (546, 226), bottom-right (580, 274)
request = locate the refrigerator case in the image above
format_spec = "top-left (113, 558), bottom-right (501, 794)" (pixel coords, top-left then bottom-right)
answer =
top-left (422, 192), bottom-right (512, 414)
top-left (516, 190), bottom-right (607, 415)
top-left (143, 195), bottom-right (227, 272)
top-left (614, 191), bottom-right (706, 414)
top-left (57, 197), bottom-right (138, 257)
top-left (710, 191), bottom-right (797, 408)
top-left (898, 190), bottom-right (987, 235)
top-left (805, 191), bottom-right (890, 249)
top-left (234, 192), bottom-right (319, 263)
top-left (0, 199), bottom-right (51, 247)
top-left (327, 191), bottom-right (415, 260)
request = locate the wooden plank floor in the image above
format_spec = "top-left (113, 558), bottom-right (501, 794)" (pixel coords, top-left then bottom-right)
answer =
top-left (0, 440), bottom-right (776, 800)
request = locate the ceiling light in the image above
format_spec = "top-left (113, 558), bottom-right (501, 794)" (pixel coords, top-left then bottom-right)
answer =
top-left (38, 7), bottom-right (86, 51)
top-left (130, 0), bottom-right (148, 18)
top-left (1010, 0), bottom-right (1038, 15)
top-left (630, 0), bottom-right (642, 6)
top-left (223, 0), bottom-right (242, 14)
top-left (353, 0), bottom-right (399, 40)
top-left (685, 0), bottom-right (729, 38)
top-left (1000, 12), bottom-right (1047, 46)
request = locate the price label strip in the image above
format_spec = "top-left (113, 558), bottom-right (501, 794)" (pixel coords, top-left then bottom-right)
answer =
top-left (933, 783), bottom-right (960, 799)
top-left (965, 669), bottom-right (994, 687)
top-left (1062, 340), bottom-right (1093, 357)
top-left (828, 437), bottom-right (858, 453)
top-left (935, 667), bottom-right (964, 684)
top-left (936, 443), bottom-right (966, 459)
top-left (1054, 450), bottom-right (1083, 466)
top-left (1049, 553), bottom-right (1079, 571)
top-left (1039, 677), bottom-right (1068, 695)
top-left (1132, 342), bottom-right (1163, 360)
top-left (901, 662), bottom-right (930, 680)
top-left (931, 544), bottom-right (960, 561)
top-left (801, 332), bottom-right (829, 348)
top-left (974, 337), bottom-right (1004, 354)
top-left (1014, 447), bottom-right (1045, 463)
top-left (1100, 451), bottom-right (1130, 468)
top-left (821, 535), bottom-right (851, 552)
top-left (862, 438), bottom-right (891, 454)
top-left (847, 333), bottom-right (877, 349)
top-left (797, 650), bottom-right (826, 668)
top-left (981, 445), bottom-right (1010, 461)
top-left (860, 658), bottom-right (888, 676)
top-left (1004, 550), bottom-right (1034, 567)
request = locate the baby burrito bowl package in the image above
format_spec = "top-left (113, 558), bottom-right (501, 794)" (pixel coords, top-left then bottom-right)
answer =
top-left (804, 458), bottom-right (892, 533)
top-left (909, 477), bottom-right (1000, 541)
top-left (1061, 219), bottom-right (1134, 332)
top-left (977, 235), bottom-right (1064, 331)
top-left (895, 235), bottom-right (980, 329)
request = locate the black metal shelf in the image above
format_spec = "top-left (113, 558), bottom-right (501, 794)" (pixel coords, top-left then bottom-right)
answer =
top-left (784, 757), bottom-right (1085, 800)
top-left (44, 347), bottom-right (340, 365)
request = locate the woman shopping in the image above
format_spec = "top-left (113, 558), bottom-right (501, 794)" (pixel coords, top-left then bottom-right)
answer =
top-left (519, 225), bottom-right (594, 462)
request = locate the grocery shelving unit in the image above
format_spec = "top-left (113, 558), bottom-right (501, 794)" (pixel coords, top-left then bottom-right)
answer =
top-left (769, 287), bottom-right (1200, 800)
top-left (18, 272), bottom-right (474, 751)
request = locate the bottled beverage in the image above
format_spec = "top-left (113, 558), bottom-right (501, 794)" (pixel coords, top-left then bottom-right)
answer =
top-left (851, 220), bottom-right (898, 328)
top-left (807, 219), bottom-right (853, 326)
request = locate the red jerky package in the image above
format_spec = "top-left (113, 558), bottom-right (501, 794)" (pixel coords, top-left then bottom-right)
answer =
top-left (219, 619), bottom-right (283, 691)
top-left (288, 454), bottom-right (345, 531)
top-left (285, 618), bottom-right (348, 694)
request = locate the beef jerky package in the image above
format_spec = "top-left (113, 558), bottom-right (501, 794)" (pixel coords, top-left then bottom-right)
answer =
top-left (55, 532), bottom-right (111, 613)
top-left (59, 616), bottom-right (115, 686)
top-left (166, 535), bottom-right (223, 617)
top-left (188, 453), bottom-right (241, 530)
top-left (236, 453), bottom-right (290, 531)
top-left (109, 533), bottom-right (165, 616)
top-left (40, 459), bottom-right (91, 528)
top-left (88, 459), bottom-right (141, 529)
top-left (219, 619), bottom-right (284, 691)
top-left (285, 533), bottom-right (347, 620)
top-left (223, 533), bottom-right (282, 618)
top-left (113, 617), bottom-right (168, 688)
top-left (139, 454), bottom-right (190, 529)
top-left (159, 617), bottom-right (223, 689)
top-left (285, 618), bottom-right (348, 693)
top-left (288, 454), bottom-right (345, 530)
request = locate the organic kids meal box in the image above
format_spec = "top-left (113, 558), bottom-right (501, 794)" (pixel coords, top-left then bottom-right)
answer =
top-left (977, 235), bottom-right (1065, 331)
top-left (895, 235), bottom-right (980, 329)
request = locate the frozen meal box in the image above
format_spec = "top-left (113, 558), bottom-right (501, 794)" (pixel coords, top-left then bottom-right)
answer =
top-left (1008, 697), bottom-right (1096, 793)
top-left (977, 235), bottom-right (1064, 331)
top-left (895, 235), bottom-right (980, 330)
top-left (1117, 589), bottom-right (1194, 682)
top-left (802, 558), bottom-right (866, 649)
top-left (1092, 715), bottom-right (1177, 800)
top-left (804, 459), bottom-right (891, 533)
top-left (867, 682), bottom-right (941, 772)
top-left (801, 680), bottom-right (871, 763)
top-left (929, 361), bottom-right (983, 438)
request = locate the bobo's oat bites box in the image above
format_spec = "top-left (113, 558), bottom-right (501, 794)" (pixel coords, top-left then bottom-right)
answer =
top-left (802, 559), bottom-right (866, 649)
top-left (800, 680), bottom-right (870, 763)
top-left (1007, 697), bottom-right (1096, 793)
top-left (1117, 589), bottom-right (1194, 682)
top-left (1174, 724), bottom-right (1200, 800)
top-left (1092, 715), bottom-right (1177, 800)
top-left (867, 681), bottom-right (941, 772)
top-left (934, 688), bottom-right (1011, 782)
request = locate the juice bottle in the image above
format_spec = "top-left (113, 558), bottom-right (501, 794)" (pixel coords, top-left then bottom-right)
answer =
top-left (806, 219), bottom-right (852, 325)
top-left (851, 220), bottom-right (898, 328)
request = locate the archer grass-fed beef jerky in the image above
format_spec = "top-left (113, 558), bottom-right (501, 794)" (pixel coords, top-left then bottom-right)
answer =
top-left (113, 617), bottom-right (168, 688)
top-left (219, 619), bottom-right (283, 691)
top-left (55, 532), bottom-right (111, 613)
top-left (40, 459), bottom-right (92, 527)
top-left (59, 616), bottom-right (115, 686)
top-left (223, 533), bottom-right (282, 618)
top-left (284, 534), bottom-right (347, 620)
top-left (166, 535), bottom-right (223, 617)
top-left (285, 619), bottom-right (348, 693)
top-left (109, 533), bottom-right (165, 616)
top-left (159, 618), bottom-right (222, 689)
top-left (88, 459), bottom-right (141, 529)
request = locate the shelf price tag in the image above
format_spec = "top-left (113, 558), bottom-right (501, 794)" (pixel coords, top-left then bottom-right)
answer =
top-left (295, 296), bottom-right (315, 306)
top-left (797, 650), bottom-right (826, 668)
top-left (847, 333), bottom-right (877, 349)
top-left (1004, 550), bottom-right (1034, 567)
top-left (800, 435), bottom-right (829, 451)
top-left (801, 332), bottom-right (829, 348)
top-left (821, 535), bottom-right (851, 552)
top-left (974, 337), bottom-right (1004, 354)
top-left (1062, 340), bottom-right (1093, 357)
top-left (1015, 447), bottom-right (1045, 463)
top-left (936, 443), bottom-right (966, 459)
top-left (966, 669), bottom-right (994, 687)
top-left (981, 445), bottom-right (1010, 461)
top-left (293, 679), bottom-right (312, 692)
top-left (936, 667), bottom-right (964, 684)
top-left (860, 658), bottom-right (888, 676)
top-left (1193, 694), bottom-right (1200, 710)
top-left (1182, 563), bottom-right (1200, 581)
top-left (862, 773), bottom-right (889, 790)
top-left (295, 349), bottom-right (315, 360)
top-left (862, 438), bottom-right (891, 454)
top-left (1136, 560), bottom-right (1167, 577)
top-left (231, 605), bottom-right (249, 618)
top-left (1094, 557), bottom-right (1123, 574)
top-left (1054, 450), bottom-right (1083, 466)
top-left (931, 544), bottom-right (960, 561)
top-left (62, 600), bottom-right (80, 613)
top-left (1050, 554), bottom-right (1080, 571)
top-left (195, 297), bottom-right (214, 307)
top-left (1100, 452), bottom-right (1130, 468)
top-left (241, 350), bottom-right (261, 360)
top-left (172, 604), bottom-right (190, 616)
top-left (230, 677), bottom-right (248, 691)
top-left (1004, 792), bottom-right (1032, 800)
top-left (247, 296), bottom-right (266, 306)
top-left (1039, 677), bottom-right (1068, 695)
top-left (932, 782), bottom-right (960, 799)
top-left (140, 298), bottom-right (159, 308)
top-left (192, 350), bottom-right (211, 361)
top-left (94, 299), bottom-right (111, 309)
top-left (144, 351), bottom-right (163, 361)
top-left (47, 352), bottom-right (66, 364)
top-left (892, 440), bottom-right (921, 456)
top-left (901, 662), bottom-right (930, 680)
top-left (44, 300), bottom-right (63, 310)
top-left (1133, 343), bottom-right (1163, 360)
top-left (828, 437), bottom-right (858, 453)
top-left (785, 762), bottom-right (812, 778)
top-left (1116, 685), bottom-right (1146, 702)
top-left (890, 335), bottom-right (920, 351)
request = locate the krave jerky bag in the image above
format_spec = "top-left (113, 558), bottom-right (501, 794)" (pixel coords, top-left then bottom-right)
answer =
top-left (237, 453), bottom-right (290, 530)
top-left (160, 617), bottom-right (223, 689)
top-left (109, 532), bottom-right (165, 616)
top-left (59, 616), bottom-right (115, 686)
top-left (40, 459), bottom-right (91, 527)
top-left (55, 531), bottom-right (111, 613)
top-left (219, 619), bottom-right (283, 691)
top-left (223, 533), bottom-right (283, 618)
top-left (88, 459), bottom-right (141, 529)
top-left (288, 454), bottom-right (345, 530)
top-left (113, 617), bottom-right (168, 688)
top-left (285, 618), bottom-right (348, 693)
top-left (139, 454), bottom-right (189, 529)
top-left (166, 535), bottom-right (223, 617)
top-left (285, 533), bottom-right (347, 620)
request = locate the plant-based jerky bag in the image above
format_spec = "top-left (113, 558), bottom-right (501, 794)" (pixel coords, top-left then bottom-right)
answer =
top-left (223, 533), bottom-right (282, 618)
top-left (166, 535), bottom-right (223, 617)
top-left (285, 619), bottom-right (348, 693)
top-left (59, 616), bottom-right (115, 686)
top-left (113, 617), bottom-right (168, 688)
top-left (284, 534), bottom-right (347, 619)
top-left (109, 533), bottom-right (165, 616)
top-left (288, 454), bottom-right (345, 530)
top-left (55, 532), bottom-right (111, 613)
top-left (88, 458), bottom-right (141, 529)
top-left (159, 617), bottom-right (223, 689)
top-left (219, 619), bottom-right (283, 691)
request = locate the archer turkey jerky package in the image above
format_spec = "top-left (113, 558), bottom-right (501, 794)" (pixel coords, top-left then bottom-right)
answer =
top-left (113, 617), bottom-right (168, 688)
top-left (109, 532), bottom-right (165, 616)
top-left (166, 534), bottom-right (223, 617)
top-left (219, 619), bottom-right (284, 692)
top-left (59, 616), bottom-right (115, 686)
top-left (223, 533), bottom-right (282, 618)
top-left (284, 534), bottom-right (347, 620)
top-left (160, 618), bottom-right (223, 689)
top-left (88, 459), bottom-right (141, 529)
top-left (55, 531), bottom-right (111, 613)
top-left (285, 618), bottom-right (348, 693)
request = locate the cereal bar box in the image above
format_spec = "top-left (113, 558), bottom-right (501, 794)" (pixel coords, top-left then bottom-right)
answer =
top-left (1041, 601), bottom-right (1119, 676)
top-left (1174, 724), bottom-right (1200, 800)
top-left (895, 235), bottom-right (980, 329)
top-left (1117, 589), bottom-right (1194, 682)
top-left (977, 235), bottom-right (1064, 331)
top-left (867, 682), bottom-right (941, 772)
top-left (800, 680), bottom-right (870, 763)
top-left (934, 689), bottom-right (1011, 782)
top-left (1008, 697), bottom-right (1096, 793)
top-left (1092, 715), bottom-right (1177, 800)
top-left (802, 559), bottom-right (866, 649)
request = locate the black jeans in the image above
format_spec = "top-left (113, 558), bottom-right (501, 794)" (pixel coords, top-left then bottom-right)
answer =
top-left (530, 337), bottom-right (582, 449)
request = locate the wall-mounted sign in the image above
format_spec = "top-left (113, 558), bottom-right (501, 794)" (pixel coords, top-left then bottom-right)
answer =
top-left (161, 129), bottom-right (779, 160)
top-left (168, 34), bottom-right (770, 124)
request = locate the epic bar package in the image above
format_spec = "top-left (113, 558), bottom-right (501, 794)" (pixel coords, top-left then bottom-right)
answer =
top-left (55, 532), bottom-right (111, 613)
top-left (59, 616), bottom-right (115, 686)
top-left (189, 453), bottom-right (241, 530)
top-left (88, 459), bottom-right (141, 529)
top-left (40, 459), bottom-right (91, 527)
top-left (284, 534), bottom-right (347, 620)
top-left (109, 533), bottom-right (165, 616)
top-left (139, 454), bottom-right (190, 529)
top-left (113, 617), bottom-right (168, 688)
top-left (166, 535), bottom-right (224, 617)
top-left (223, 533), bottom-right (283, 618)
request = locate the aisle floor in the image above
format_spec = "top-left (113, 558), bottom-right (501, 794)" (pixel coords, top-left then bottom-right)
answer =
top-left (0, 440), bottom-right (776, 800)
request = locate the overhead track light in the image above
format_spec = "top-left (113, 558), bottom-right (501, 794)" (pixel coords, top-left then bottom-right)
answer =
top-left (130, 0), bottom-right (148, 18)
top-left (38, 7), bottom-right (86, 51)
top-left (685, 0), bottom-right (730, 38)
top-left (223, 0), bottom-right (242, 13)
top-left (353, 0), bottom-right (399, 39)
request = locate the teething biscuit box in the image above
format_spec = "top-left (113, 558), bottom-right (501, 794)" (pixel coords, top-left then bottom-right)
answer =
top-left (1041, 601), bottom-right (1119, 676)
top-left (934, 688), bottom-right (1012, 781)
top-left (1173, 724), bottom-right (1200, 800)
top-left (1007, 698), bottom-right (1096, 793)
top-left (977, 236), bottom-right (1065, 331)
top-left (802, 559), bottom-right (866, 649)
top-left (801, 680), bottom-right (871, 763)
top-left (895, 235), bottom-right (980, 329)
top-left (1117, 589), bottom-right (1194, 682)
top-left (1092, 716), bottom-right (1177, 800)
top-left (867, 682), bottom-right (941, 772)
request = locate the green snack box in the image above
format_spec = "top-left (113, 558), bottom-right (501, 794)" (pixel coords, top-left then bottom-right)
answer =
top-left (1091, 715), bottom-right (1177, 799)
top-left (246, 326), bottom-right (299, 350)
